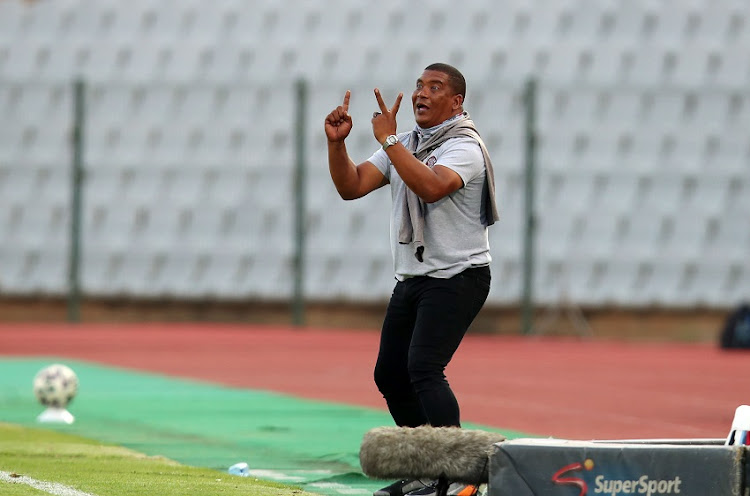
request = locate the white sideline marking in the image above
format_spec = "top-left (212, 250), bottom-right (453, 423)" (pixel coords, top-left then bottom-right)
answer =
top-left (0, 470), bottom-right (98, 496)
top-left (247, 469), bottom-right (306, 482)
top-left (245, 469), bottom-right (370, 495)
top-left (308, 481), bottom-right (371, 494)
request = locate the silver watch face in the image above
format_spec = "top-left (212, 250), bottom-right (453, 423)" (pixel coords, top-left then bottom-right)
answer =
top-left (386, 135), bottom-right (398, 146)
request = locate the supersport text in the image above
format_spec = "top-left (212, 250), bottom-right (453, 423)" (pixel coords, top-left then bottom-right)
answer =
top-left (594, 475), bottom-right (682, 496)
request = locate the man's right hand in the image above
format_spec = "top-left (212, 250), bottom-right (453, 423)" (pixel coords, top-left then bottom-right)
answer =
top-left (324, 90), bottom-right (353, 143)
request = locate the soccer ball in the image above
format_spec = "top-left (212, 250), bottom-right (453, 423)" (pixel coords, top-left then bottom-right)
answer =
top-left (33, 364), bottom-right (79, 409)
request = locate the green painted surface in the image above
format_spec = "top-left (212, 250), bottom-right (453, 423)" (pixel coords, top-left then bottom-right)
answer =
top-left (0, 359), bottom-right (528, 495)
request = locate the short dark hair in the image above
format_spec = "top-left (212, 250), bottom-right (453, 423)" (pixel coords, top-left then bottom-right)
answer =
top-left (424, 62), bottom-right (466, 100)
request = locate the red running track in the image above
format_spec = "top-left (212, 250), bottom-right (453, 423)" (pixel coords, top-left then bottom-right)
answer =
top-left (2, 322), bottom-right (747, 440)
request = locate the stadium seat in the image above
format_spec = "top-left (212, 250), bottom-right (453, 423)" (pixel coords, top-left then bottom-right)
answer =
top-left (681, 261), bottom-right (731, 307)
top-left (490, 258), bottom-right (522, 305)
top-left (570, 210), bottom-right (621, 261)
top-left (659, 211), bottom-right (713, 262)
top-left (0, 165), bottom-right (36, 206)
top-left (620, 42), bottom-right (680, 86)
top-left (707, 211), bottom-right (750, 265)
top-left (490, 211), bottom-right (523, 261)
top-left (580, 42), bottom-right (628, 85)
top-left (614, 207), bottom-right (662, 261)
top-left (111, 249), bottom-right (158, 297)
top-left (641, 256), bottom-right (684, 306)
top-left (0, 84), bottom-right (71, 164)
top-left (725, 263), bottom-right (750, 306)
top-left (712, 45), bottom-right (750, 87)
top-left (83, 200), bottom-right (140, 255)
top-left (28, 246), bottom-right (69, 295)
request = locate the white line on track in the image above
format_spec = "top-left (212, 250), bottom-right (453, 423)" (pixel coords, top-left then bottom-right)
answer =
top-left (0, 470), bottom-right (99, 496)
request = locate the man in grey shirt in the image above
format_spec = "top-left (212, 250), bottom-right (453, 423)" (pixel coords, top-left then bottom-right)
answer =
top-left (325, 63), bottom-right (498, 496)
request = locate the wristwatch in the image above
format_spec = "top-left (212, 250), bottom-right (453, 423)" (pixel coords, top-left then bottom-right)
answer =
top-left (382, 134), bottom-right (398, 151)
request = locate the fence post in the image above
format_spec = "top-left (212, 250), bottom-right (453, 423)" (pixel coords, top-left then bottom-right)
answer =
top-left (521, 78), bottom-right (537, 335)
top-left (67, 78), bottom-right (85, 323)
top-left (292, 79), bottom-right (308, 326)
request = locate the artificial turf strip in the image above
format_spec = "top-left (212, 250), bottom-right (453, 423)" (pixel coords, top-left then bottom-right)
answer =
top-left (0, 358), bottom-right (528, 495)
top-left (0, 422), bottom-right (317, 496)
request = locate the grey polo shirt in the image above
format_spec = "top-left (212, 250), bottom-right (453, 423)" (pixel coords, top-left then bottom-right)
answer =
top-left (367, 129), bottom-right (492, 280)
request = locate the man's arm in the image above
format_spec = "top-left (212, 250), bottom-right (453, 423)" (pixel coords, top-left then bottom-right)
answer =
top-left (325, 90), bottom-right (388, 200)
top-left (328, 141), bottom-right (388, 200)
top-left (383, 144), bottom-right (463, 203)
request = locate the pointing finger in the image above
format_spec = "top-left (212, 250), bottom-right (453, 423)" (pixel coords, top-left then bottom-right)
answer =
top-left (342, 90), bottom-right (351, 113)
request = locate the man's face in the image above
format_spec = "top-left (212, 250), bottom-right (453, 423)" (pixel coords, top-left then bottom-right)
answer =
top-left (411, 70), bottom-right (462, 128)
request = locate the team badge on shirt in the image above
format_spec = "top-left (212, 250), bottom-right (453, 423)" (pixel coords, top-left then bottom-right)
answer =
top-left (426, 156), bottom-right (437, 168)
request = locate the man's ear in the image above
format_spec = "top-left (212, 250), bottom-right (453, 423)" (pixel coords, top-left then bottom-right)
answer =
top-left (453, 94), bottom-right (464, 110)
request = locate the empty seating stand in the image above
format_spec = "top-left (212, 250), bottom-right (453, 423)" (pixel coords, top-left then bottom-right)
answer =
top-left (0, 0), bottom-right (748, 308)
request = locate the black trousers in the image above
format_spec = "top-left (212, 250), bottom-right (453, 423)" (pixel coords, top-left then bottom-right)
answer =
top-left (373, 265), bottom-right (491, 428)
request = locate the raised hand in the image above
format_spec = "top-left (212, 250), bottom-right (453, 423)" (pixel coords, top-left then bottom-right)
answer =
top-left (325, 90), bottom-right (353, 143)
top-left (371, 88), bottom-right (403, 144)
